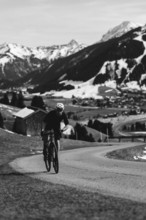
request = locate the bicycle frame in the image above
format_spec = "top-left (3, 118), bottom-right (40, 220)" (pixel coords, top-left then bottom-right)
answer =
top-left (47, 130), bottom-right (55, 144)
top-left (42, 130), bottom-right (59, 173)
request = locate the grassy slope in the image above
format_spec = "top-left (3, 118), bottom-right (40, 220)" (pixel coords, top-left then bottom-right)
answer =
top-left (107, 143), bottom-right (146, 161)
top-left (69, 119), bottom-right (107, 141)
top-left (0, 128), bottom-right (146, 219)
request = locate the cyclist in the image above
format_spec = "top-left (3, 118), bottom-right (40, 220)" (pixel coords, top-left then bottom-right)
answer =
top-left (41, 103), bottom-right (69, 158)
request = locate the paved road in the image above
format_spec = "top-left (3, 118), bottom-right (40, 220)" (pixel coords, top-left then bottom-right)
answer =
top-left (10, 142), bottom-right (146, 203)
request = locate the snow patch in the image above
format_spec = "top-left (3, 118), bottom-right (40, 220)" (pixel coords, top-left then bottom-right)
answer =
top-left (105, 80), bottom-right (117, 89)
top-left (52, 83), bottom-right (103, 99)
top-left (9, 43), bottom-right (31, 59)
top-left (0, 56), bottom-right (11, 65)
top-left (126, 81), bottom-right (141, 90)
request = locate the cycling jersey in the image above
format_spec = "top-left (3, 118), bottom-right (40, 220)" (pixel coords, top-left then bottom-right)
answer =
top-left (43, 109), bottom-right (69, 139)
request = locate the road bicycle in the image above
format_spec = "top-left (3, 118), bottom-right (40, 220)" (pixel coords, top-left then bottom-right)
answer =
top-left (42, 130), bottom-right (59, 173)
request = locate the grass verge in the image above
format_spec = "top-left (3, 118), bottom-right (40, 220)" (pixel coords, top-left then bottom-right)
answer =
top-left (106, 144), bottom-right (146, 162)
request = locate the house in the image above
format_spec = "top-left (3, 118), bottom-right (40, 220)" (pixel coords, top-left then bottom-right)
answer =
top-left (13, 107), bottom-right (47, 136)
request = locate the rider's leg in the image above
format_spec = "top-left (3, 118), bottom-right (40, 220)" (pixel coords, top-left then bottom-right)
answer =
top-left (43, 134), bottom-right (49, 160)
top-left (55, 139), bottom-right (60, 160)
top-left (56, 139), bottom-right (60, 151)
top-left (54, 131), bottom-right (61, 151)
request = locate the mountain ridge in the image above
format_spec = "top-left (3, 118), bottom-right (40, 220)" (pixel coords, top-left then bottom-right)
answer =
top-left (101, 21), bottom-right (143, 42)
top-left (0, 40), bottom-right (85, 80)
top-left (1, 21), bottom-right (146, 99)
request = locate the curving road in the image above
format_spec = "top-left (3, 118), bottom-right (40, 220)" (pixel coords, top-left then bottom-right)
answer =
top-left (112, 114), bottom-right (146, 136)
top-left (10, 142), bottom-right (146, 203)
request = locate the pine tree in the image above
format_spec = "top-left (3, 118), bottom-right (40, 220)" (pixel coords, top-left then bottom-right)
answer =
top-left (0, 93), bottom-right (9, 105)
top-left (88, 119), bottom-right (93, 128)
top-left (17, 91), bottom-right (25, 108)
top-left (11, 92), bottom-right (18, 107)
top-left (31, 96), bottom-right (45, 110)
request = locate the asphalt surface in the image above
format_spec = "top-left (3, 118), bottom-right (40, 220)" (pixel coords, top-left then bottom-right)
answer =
top-left (10, 142), bottom-right (146, 203)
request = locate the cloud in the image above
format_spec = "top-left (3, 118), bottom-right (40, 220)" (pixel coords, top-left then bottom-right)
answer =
top-left (0, 0), bottom-right (146, 47)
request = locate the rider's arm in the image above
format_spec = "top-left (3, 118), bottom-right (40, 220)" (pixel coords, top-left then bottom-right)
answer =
top-left (41, 121), bottom-right (46, 131)
top-left (62, 112), bottom-right (69, 131)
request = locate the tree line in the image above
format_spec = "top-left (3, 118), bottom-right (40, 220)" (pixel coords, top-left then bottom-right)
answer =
top-left (0, 92), bottom-right (47, 110)
top-left (87, 119), bottom-right (113, 137)
top-left (73, 123), bottom-right (95, 142)
top-left (0, 91), bottom-right (25, 108)
top-left (123, 122), bottom-right (146, 132)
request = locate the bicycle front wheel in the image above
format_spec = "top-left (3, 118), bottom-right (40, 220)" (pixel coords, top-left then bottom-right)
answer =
top-left (51, 143), bottom-right (59, 174)
top-left (44, 146), bottom-right (51, 172)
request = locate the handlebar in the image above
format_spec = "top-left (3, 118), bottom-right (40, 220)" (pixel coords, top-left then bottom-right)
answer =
top-left (41, 129), bottom-right (65, 136)
top-left (41, 130), bottom-right (54, 136)
top-left (41, 125), bottom-right (70, 136)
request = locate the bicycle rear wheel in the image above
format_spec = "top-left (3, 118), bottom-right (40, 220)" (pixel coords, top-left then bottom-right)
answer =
top-left (51, 143), bottom-right (59, 174)
top-left (44, 146), bottom-right (51, 172)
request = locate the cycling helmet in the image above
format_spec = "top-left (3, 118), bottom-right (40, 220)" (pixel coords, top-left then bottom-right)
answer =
top-left (56, 103), bottom-right (64, 111)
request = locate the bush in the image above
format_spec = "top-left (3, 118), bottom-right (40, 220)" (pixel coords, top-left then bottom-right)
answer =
top-left (142, 34), bottom-right (146, 41)
top-left (74, 123), bottom-right (95, 142)
top-left (31, 96), bottom-right (45, 110)
top-left (87, 119), bottom-right (113, 137)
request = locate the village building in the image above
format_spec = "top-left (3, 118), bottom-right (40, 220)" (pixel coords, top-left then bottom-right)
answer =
top-left (13, 107), bottom-right (47, 136)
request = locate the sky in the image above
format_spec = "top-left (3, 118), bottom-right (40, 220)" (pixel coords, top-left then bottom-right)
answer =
top-left (0, 0), bottom-right (146, 47)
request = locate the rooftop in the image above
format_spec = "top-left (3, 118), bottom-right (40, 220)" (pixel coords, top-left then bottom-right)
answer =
top-left (13, 107), bottom-right (34, 118)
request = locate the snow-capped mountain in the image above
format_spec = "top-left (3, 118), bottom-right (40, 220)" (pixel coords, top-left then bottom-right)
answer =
top-left (1, 21), bottom-right (146, 99)
top-left (21, 21), bottom-right (146, 95)
top-left (0, 40), bottom-right (85, 80)
top-left (101, 21), bottom-right (143, 42)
